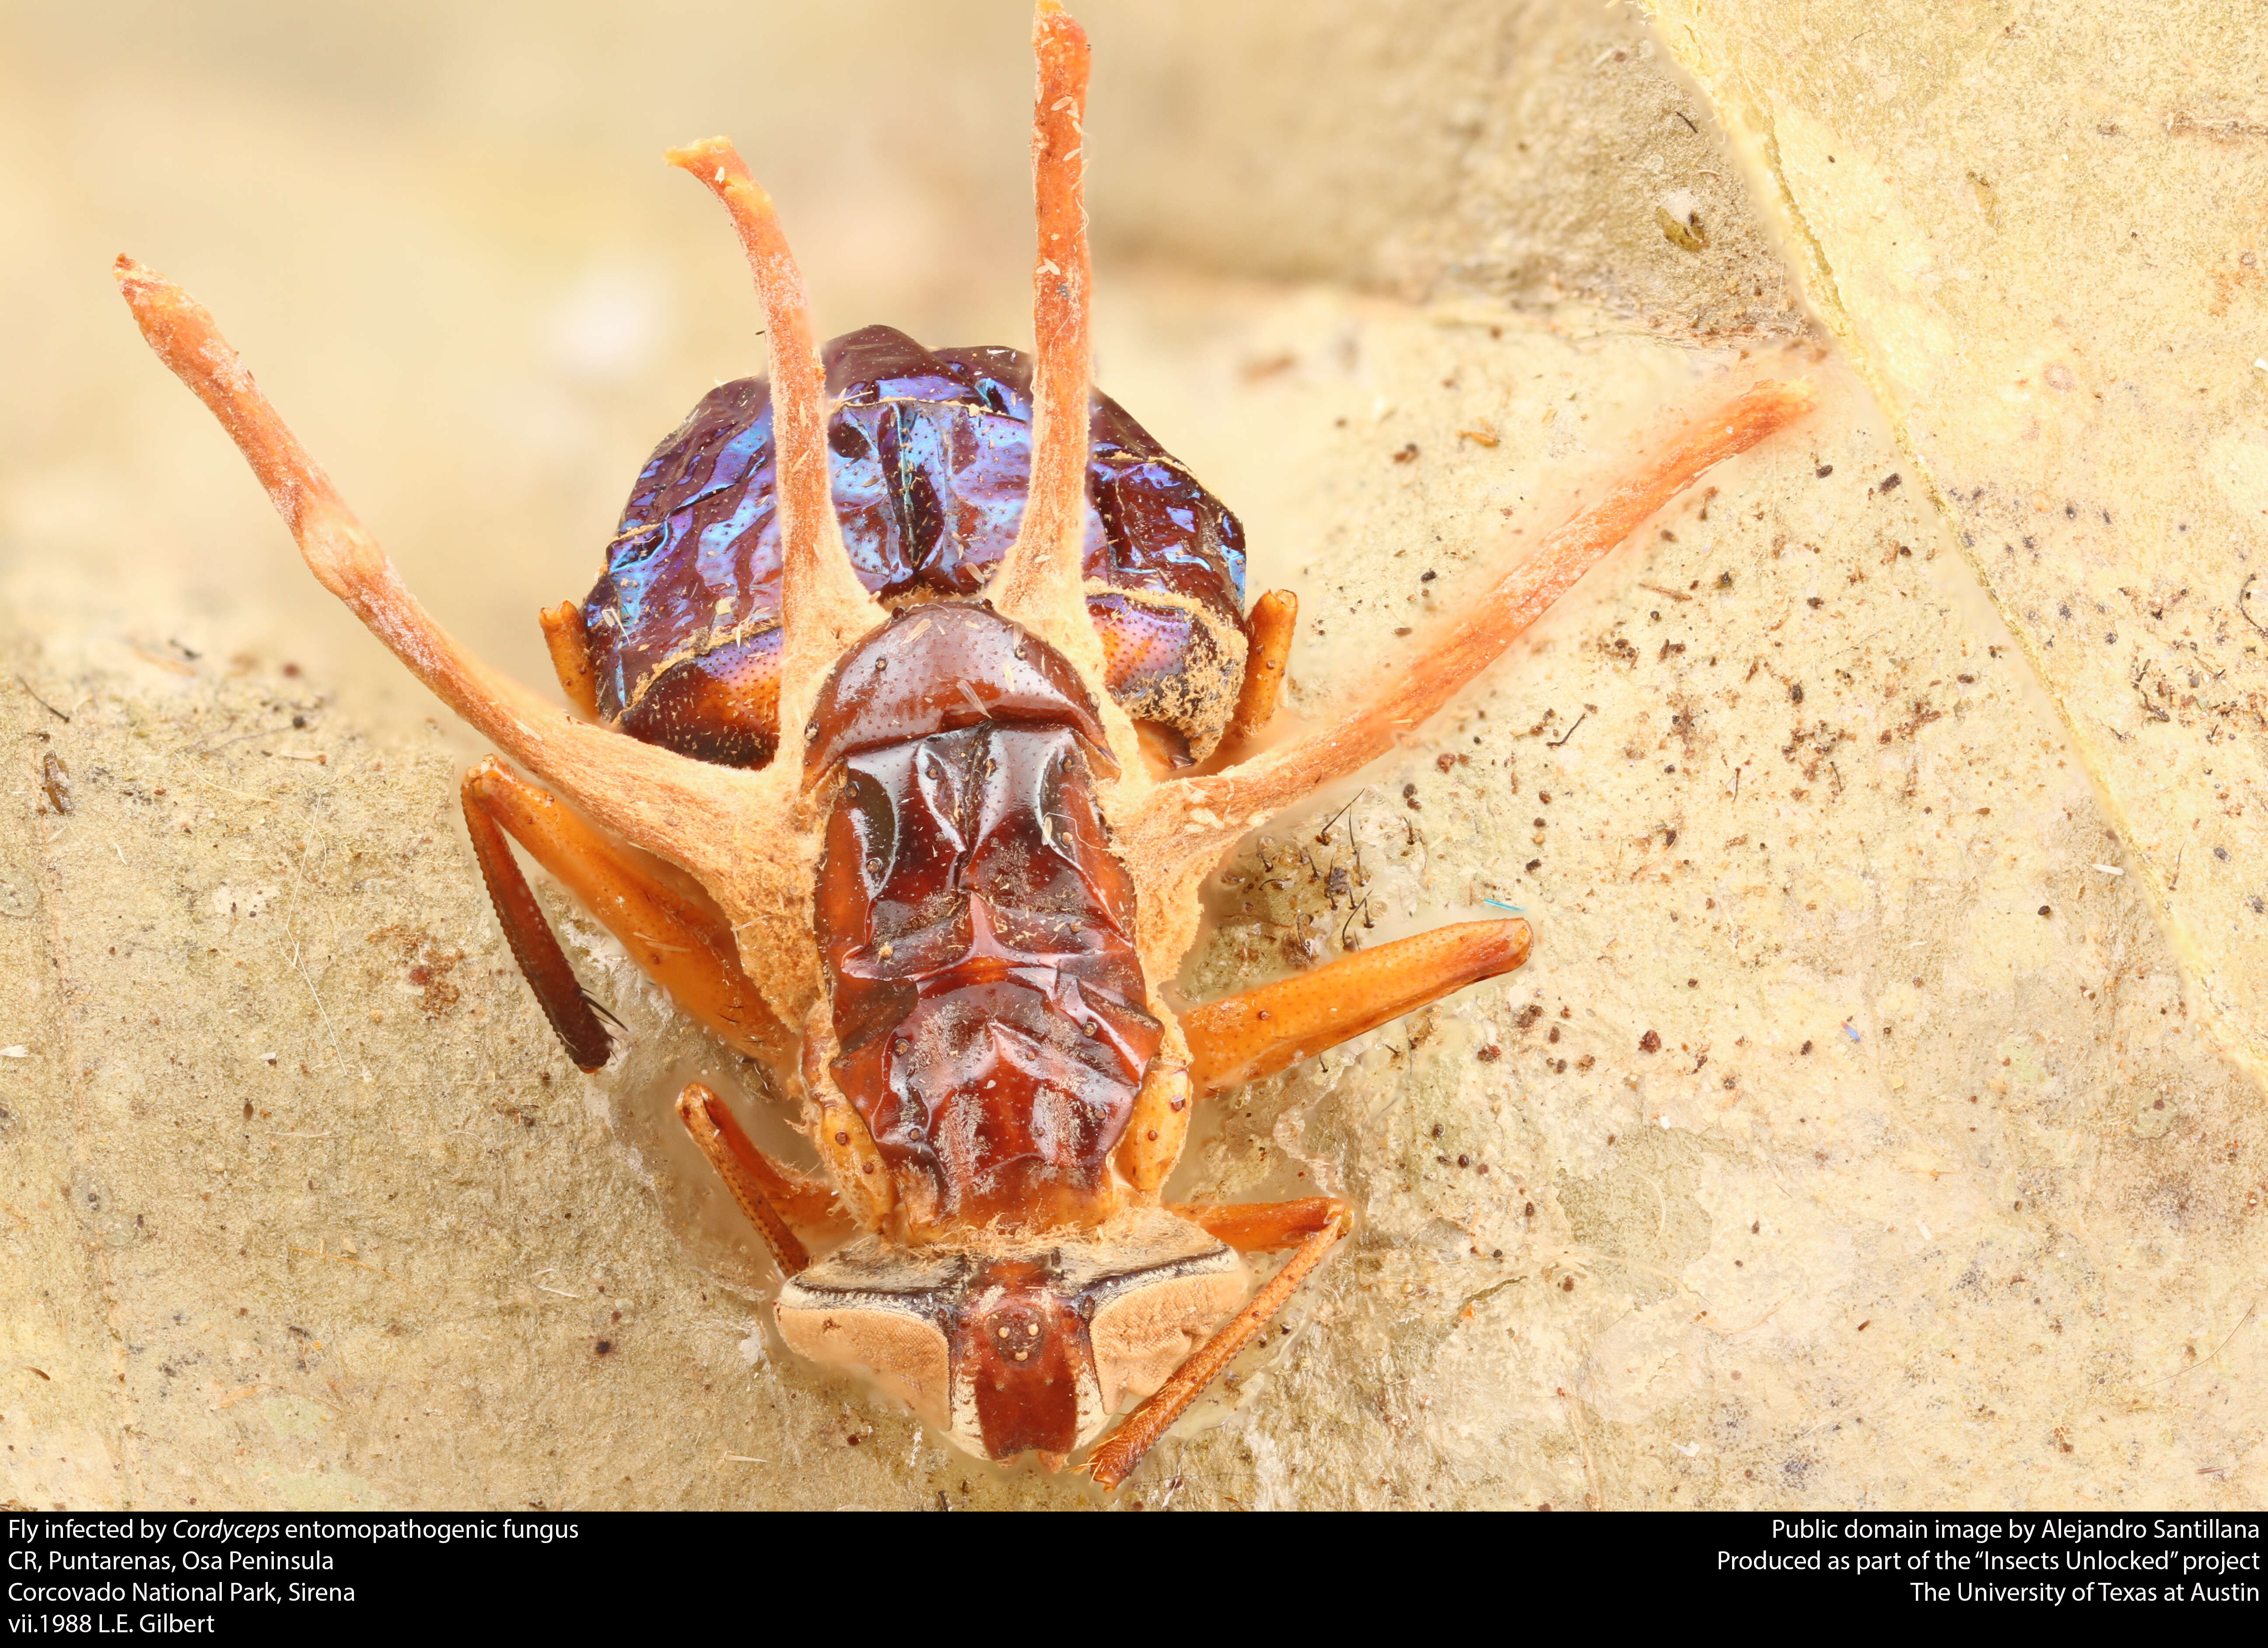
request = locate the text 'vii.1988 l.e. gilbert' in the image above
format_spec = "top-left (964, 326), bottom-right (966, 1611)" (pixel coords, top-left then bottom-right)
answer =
top-left (115, 1), bottom-right (1812, 1487)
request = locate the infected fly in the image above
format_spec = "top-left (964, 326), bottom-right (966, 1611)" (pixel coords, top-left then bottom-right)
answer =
top-left (116, 3), bottom-right (1811, 1487)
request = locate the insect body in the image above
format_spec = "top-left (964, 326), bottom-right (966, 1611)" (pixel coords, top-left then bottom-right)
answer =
top-left (118, 2), bottom-right (1810, 1488)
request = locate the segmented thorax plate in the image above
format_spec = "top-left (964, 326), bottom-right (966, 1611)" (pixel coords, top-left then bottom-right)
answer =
top-left (809, 604), bottom-right (1160, 1234)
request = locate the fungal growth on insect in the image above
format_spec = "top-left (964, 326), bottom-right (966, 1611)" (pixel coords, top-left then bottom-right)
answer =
top-left (116, 0), bottom-right (1811, 1488)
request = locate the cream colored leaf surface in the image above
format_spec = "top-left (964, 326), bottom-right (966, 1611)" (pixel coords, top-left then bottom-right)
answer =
top-left (1652, 0), bottom-right (2268, 1083)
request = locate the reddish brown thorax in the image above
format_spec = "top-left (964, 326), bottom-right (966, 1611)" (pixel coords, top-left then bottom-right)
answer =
top-left (809, 604), bottom-right (1160, 1234)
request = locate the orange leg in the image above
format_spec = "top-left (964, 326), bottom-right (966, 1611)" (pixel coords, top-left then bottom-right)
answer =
top-left (1086, 1198), bottom-right (1351, 1490)
top-left (676, 1082), bottom-right (846, 1275)
top-left (539, 601), bottom-right (602, 721)
top-left (1214, 588), bottom-right (1298, 761)
top-left (1166, 1197), bottom-right (1348, 1253)
top-left (1180, 917), bottom-right (1530, 1097)
top-left (462, 758), bottom-right (795, 1077)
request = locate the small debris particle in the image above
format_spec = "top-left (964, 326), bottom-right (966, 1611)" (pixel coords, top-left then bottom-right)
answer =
top-left (1477, 1044), bottom-right (1502, 1062)
top-left (1639, 1030), bottom-right (1662, 1053)
top-left (40, 754), bottom-right (72, 815)
top-left (1392, 443), bottom-right (1420, 465)
top-left (1656, 205), bottom-right (1707, 252)
top-left (594, 1340), bottom-right (614, 1357)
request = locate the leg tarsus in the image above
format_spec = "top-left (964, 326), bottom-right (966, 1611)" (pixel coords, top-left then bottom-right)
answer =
top-left (1180, 918), bottom-right (1530, 1097)
top-left (676, 1082), bottom-right (843, 1274)
top-left (1086, 1198), bottom-right (1351, 1490)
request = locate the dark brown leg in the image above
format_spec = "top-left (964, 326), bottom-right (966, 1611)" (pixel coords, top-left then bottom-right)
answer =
top-left (1180, 917), bottom-right (1530, 1097)
top-left (1086, 1198), bottom-right (1351, 1489)
top-left (676, 1082), bottom-right (845, 1274)
top-left (462, 766), bottom-right (612, 1071)
top-left (462, 759), bottom-right (795, 1076)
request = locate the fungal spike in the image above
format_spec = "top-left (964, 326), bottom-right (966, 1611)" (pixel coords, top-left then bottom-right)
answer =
top-left (666, 137), bottom-right (884, 768)
top-left (1117, 376), bottom-right (1818, 978)
top-left (982, 4), bottom-right (1107, 686)
top-left (111, 255), bottom-right (759, 894)
top-left (1190, 379), bottom-right (1814, 826)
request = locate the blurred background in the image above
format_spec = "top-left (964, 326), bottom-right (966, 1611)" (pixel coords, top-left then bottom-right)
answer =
top-left (0, 0), bottom-right (1784, 712)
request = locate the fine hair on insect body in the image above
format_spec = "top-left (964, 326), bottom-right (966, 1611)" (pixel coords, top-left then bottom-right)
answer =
top-left (116, 1), bottom-right (1812, 1487)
